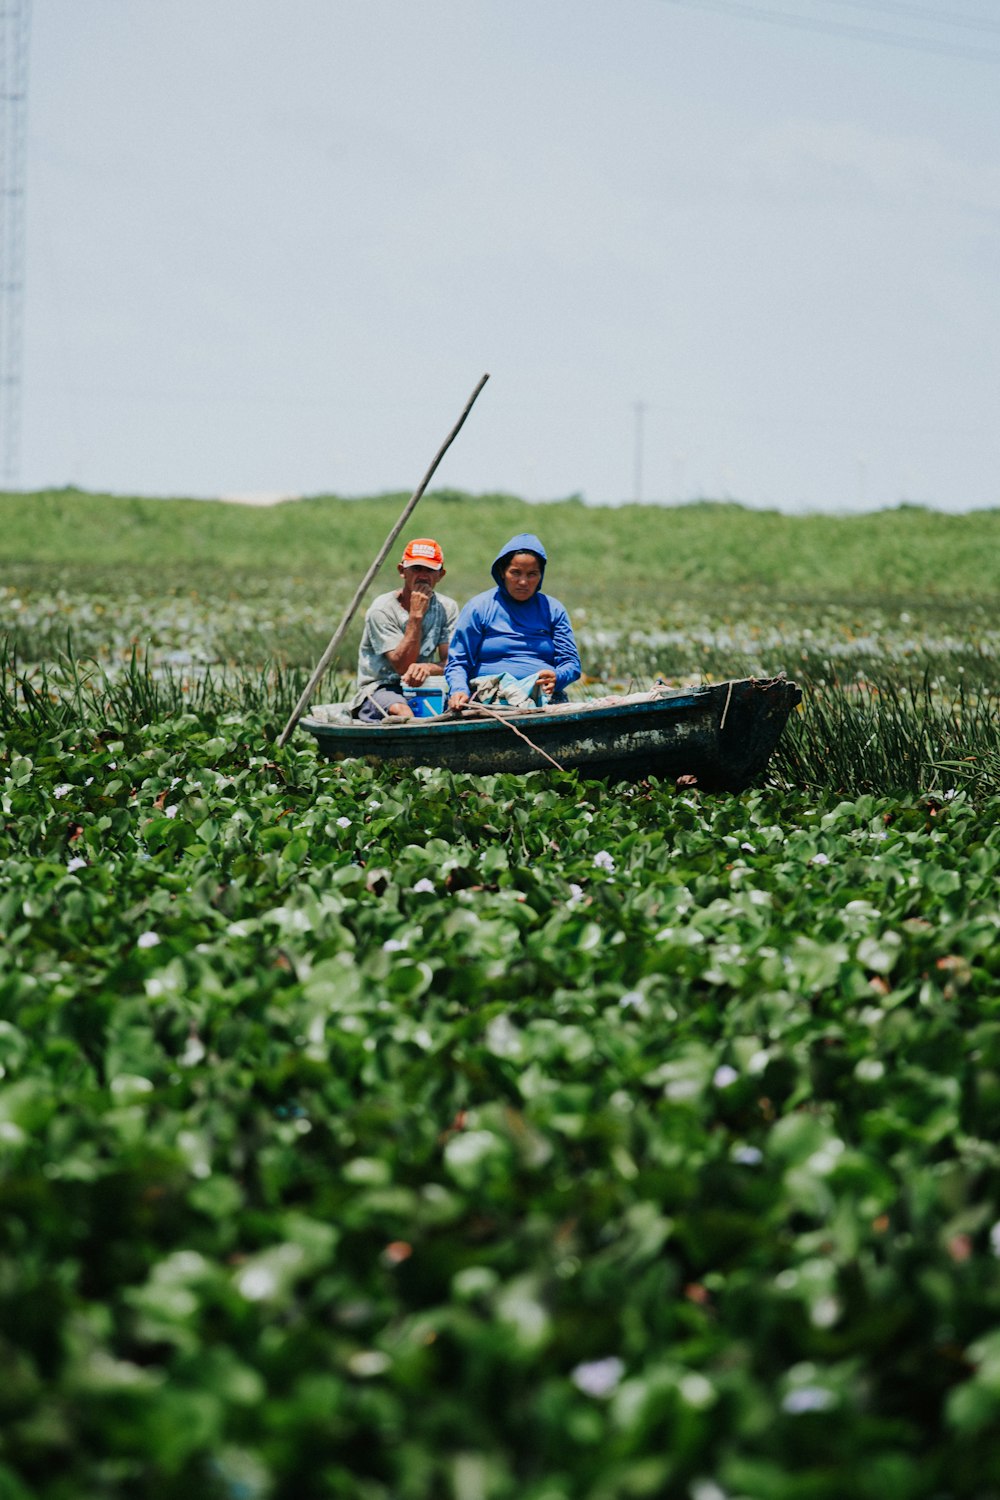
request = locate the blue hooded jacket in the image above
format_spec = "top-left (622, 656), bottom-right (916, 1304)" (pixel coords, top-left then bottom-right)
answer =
top-left (445, 533), bottom-right (581, 699)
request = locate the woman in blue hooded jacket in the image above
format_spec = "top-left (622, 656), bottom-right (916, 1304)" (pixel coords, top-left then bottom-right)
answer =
top-left (445, 533), bottom-right (581, 711)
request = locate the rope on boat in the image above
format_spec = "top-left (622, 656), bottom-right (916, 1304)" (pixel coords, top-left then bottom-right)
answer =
top-left (463, 701), bottom-right (567, 773)
top-left (719, 679), bottom-right (735, 732)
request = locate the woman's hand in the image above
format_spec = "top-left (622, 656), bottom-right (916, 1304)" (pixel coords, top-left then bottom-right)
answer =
top-left (448, 691), bottom-right (470, 712)
top-left (536, 669), bottom-right (556, 697)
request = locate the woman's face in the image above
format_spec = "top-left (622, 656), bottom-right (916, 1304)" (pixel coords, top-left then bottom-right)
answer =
top-left (503, 552), bottom-right (543, 601)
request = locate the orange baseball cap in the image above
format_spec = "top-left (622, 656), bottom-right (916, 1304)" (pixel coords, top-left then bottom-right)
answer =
top-left (400, 538), bottom-right (444, 569)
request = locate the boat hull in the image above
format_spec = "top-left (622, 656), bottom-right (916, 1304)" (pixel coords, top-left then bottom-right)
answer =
top-left (300, 677), bottom-right (801, 790)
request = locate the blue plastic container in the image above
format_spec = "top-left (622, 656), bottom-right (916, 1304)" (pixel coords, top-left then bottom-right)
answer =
top-left (403, 683), bottom-right (446, 717)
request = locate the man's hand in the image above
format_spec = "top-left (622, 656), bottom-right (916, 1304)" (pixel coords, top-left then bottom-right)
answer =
top-left (448, 691), bottom-right (470, 712)
top-left (408, 581), bottom-right (432, 621)
top-left (402, 661), bottom-right (434, 686)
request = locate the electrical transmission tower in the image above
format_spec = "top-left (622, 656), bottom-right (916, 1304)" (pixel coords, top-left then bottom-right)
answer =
top-left (0, 0), bottom-right (29, 486)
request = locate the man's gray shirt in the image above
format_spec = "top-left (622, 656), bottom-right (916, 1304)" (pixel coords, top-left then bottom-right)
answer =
top-left (352, 590), bottom-right (459, 708)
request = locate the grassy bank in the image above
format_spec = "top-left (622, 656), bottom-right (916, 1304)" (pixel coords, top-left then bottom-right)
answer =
top-left (2, 489), bottom-right (999, 608)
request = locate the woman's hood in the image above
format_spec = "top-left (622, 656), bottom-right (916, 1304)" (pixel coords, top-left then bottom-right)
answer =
top-left (490, 533), bottom-right (548, 590)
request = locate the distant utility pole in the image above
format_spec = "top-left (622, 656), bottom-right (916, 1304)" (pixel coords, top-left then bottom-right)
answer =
top-left (0, 0), bottom-right (30, 486)
top-left (632, 400), bottom-right (646, 503)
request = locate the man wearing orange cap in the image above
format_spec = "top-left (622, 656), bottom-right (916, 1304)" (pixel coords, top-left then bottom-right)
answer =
top-left (351, 538), bottom-right (458, 721)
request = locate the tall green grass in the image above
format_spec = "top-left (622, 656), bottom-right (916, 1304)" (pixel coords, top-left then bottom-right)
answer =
top-left (0, 640), bottom-right (311, 736)
top-left (777, 674), bottom-right (1000, 799)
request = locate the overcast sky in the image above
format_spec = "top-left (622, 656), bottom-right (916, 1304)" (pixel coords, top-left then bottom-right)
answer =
top-left (17, 0), bottom-right (1000, 510)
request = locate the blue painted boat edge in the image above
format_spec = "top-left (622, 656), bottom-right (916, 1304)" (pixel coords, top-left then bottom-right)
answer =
top-left (301, 690), bottom-right (706, 743)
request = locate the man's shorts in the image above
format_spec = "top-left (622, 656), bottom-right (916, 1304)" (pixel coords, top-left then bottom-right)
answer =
top-left (353, 685), bottom-right (410, 723)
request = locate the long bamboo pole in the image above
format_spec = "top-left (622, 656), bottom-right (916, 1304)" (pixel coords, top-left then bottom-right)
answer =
top-left (276, 372), bottom-right (490, 748)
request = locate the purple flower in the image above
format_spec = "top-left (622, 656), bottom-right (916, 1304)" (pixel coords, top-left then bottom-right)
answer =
top-left (782, 1386), bottom-right (835, 1414)
top-left (571, 1356), bottom-right (625, 1398)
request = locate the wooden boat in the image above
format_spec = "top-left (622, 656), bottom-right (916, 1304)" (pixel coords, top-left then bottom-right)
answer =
top-left (300, 676), bottom-right (802, 790)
